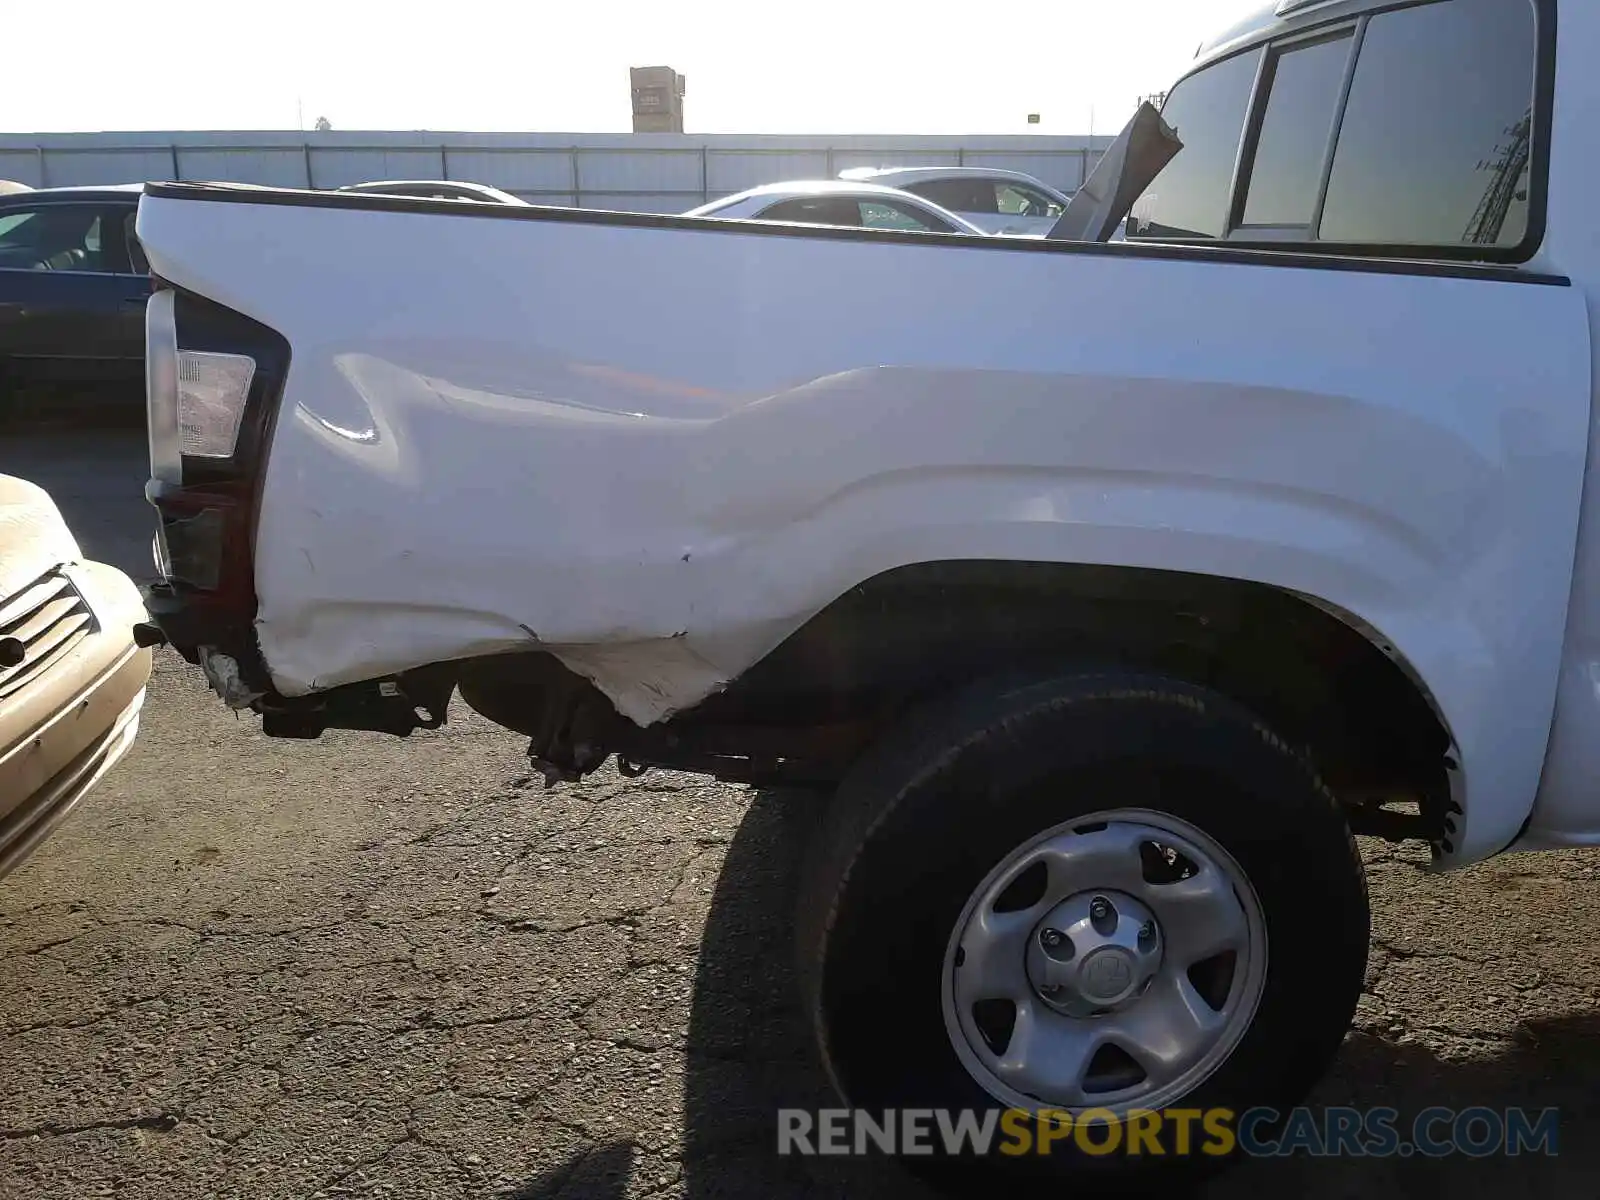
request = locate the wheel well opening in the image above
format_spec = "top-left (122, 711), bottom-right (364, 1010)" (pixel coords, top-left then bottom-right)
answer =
top-left (669, 561), bottom-right (1455, 838)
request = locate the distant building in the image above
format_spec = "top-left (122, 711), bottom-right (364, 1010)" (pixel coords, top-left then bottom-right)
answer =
top-left (630, 67), bottom-right (686, 133)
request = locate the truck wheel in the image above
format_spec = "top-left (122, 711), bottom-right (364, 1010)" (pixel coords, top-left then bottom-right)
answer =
top-left (796, 671), bottom-right (1368, 1194)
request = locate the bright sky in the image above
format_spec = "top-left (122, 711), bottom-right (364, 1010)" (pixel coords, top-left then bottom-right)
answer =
top-left (8, 0), bottom-right (1261, 135)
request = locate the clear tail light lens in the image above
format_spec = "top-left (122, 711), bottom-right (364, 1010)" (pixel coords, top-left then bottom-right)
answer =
top-left (177, 350), bottom-right (255, 458)
top-left (146, 286), bottom-right (258, 478)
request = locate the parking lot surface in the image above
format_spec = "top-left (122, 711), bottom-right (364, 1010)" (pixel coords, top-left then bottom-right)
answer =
top-left (4, 431), bottom-right (1600, 1198)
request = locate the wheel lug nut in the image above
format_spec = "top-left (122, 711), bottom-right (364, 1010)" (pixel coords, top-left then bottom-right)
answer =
top-left (1090, 897), bottom-right (1112, 920)
top-left (1040, 928), bottom-right (1064, 948)
top-left (1139, 921), bottom-right (1157, 943)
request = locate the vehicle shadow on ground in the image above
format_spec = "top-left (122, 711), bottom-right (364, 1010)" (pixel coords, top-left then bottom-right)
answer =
top-left (502, 1143), bottom-right (640, 1199)
top-left (1222, 1019), bottom-right (1600, 1196)
top-left (515, 790), bottom-right (1600, 1199)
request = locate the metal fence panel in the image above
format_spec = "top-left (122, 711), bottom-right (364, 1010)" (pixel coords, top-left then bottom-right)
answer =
top-left (575, 148), bottom-right (702, 196)
top-left (0, 150), bottom-right (44, 186)
top-left (176, 148), bottom-right (308, 187)
top-left (308, 148), bottom-right (450, 189)
top-left (3, 146), bottom-right (172, 188)
top-left (831, 149), bottom-right (964, 173)
top-left (0, 131), bottom-right (1113, 213)
top-left (706, 150), bottom-right (830, 194)
top-left (438, 149), bottom-right (574, 194)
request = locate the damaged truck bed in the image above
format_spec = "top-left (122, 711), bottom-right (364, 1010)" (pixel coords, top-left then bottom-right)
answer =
top-left (133, 175), bottom-right (1583, 813)
top-left (128, 2), bottom-right (1600, 1194)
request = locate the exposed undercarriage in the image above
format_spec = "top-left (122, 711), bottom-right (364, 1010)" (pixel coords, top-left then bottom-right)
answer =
top-left (153, 562), bottom-right (1459, 851)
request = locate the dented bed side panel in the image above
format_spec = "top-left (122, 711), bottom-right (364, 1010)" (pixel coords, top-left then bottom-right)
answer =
top-left (133, 193), bottom-right (1591, 865)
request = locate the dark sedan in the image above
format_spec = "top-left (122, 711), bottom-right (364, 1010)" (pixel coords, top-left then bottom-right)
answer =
top-left (0, 184), bottom-right (148, 422)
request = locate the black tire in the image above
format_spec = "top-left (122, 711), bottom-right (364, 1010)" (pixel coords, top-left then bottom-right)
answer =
top-left (796, 670), bottom-right (1368, 1196)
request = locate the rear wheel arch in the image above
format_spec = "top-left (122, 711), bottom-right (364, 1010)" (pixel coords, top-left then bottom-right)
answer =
top-left (695, 560), bottom-right (1453, 824)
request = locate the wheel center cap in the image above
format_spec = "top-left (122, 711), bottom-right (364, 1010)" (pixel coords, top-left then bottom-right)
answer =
top-left (1079, 946), bottom-right (1138, 1005)
top-left (1025, 888), bottom-right (1163, 1017)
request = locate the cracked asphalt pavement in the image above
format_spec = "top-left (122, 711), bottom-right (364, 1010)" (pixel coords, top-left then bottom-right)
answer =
top-left (4, 429), bottom-right (1600, 1198)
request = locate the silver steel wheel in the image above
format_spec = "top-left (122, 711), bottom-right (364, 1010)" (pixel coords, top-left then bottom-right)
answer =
top-left (940, 808), bottom-right (1267, 1115)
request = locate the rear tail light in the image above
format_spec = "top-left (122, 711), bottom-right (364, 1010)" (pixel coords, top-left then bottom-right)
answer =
top-left (146, 290), bottom-right (258, 481)
top-left (178, 351), bottom-right (256, 458)
top-left (142, 283), bottom-right (290, 636)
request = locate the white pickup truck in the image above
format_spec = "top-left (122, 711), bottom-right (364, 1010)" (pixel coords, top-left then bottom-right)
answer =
top-left (133, 0), bottom-right (1580, 1189)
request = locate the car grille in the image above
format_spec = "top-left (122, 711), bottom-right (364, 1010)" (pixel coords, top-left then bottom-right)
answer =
top-left (0, 571), bottom-right (95, 702)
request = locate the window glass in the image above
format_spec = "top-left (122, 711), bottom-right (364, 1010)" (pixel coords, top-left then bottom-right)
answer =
top-left (997, 183), bottom-right (1065, 218)
top-left (0, 205), bottom-right (111, 271)
top-left (758, 196), bottom-right (863, 226)
top-left (858, 200), bottom-right (940, 231)
top-left (1320, 0), bottom-right (1537, 247)
top-left (912, 178), bottom-right (998, 214)
top-left (1129, 47), bottom-right (1263, 239)
top-left (125, 214), bottom-right (149, 274)
top-left (1241, 33), bottom-right (1352, 226)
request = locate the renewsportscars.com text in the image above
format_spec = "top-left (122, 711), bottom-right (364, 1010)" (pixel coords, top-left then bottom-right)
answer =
top-left (777, 1106), bottom-right (1560, 1159)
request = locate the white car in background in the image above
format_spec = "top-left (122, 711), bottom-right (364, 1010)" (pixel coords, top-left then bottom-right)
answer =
top-left (684, 181), bottom-right (987, 235)
top-left (0, 474), bottom-right (151, 881)
top-left (335, 180), bottom-right (529, 205)
top-left (837, 166), bottom-right (1072, 237)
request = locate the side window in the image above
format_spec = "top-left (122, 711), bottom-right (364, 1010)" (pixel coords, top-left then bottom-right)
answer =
top-left (0, 205), bottom-right (113, 272)
top-left (1128, 47), bottom-right (1264, 239)
top-left (858, 201), bottom-right (944, 232)
top-left (758, 196), bottom-right (863, 227)
top-left (1238, 32), bottom-right (1353, 229)
top-left (124, 213), bottom-right (149, 274)
top-left (1319, 0), bottom-right (1537, 247)
top-left (911, 179), bottom-right (998, 214)
top-left (996, 183), bottom-right (1065, 218)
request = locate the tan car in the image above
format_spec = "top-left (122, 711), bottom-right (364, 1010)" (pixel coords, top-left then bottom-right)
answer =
top-left (0, 473), bottom-right (151, 880)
